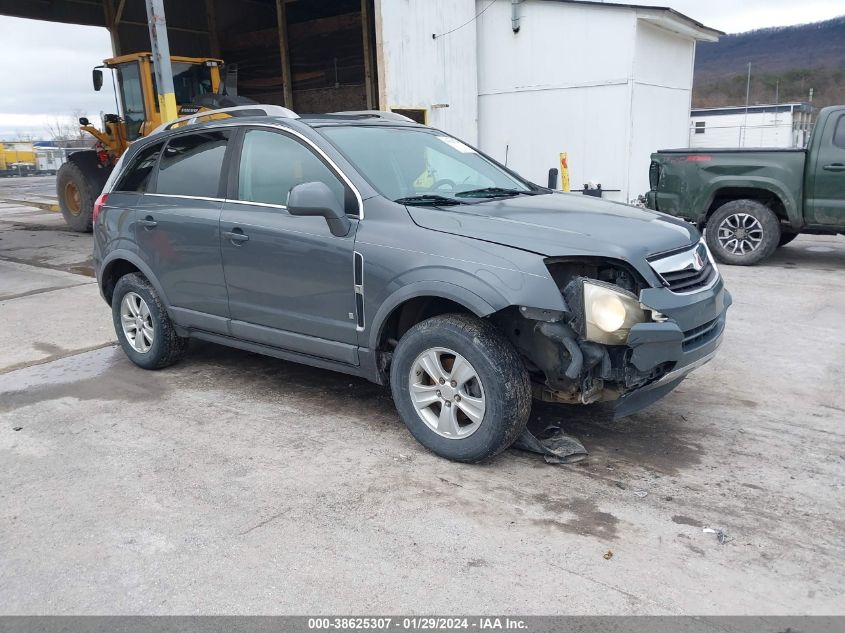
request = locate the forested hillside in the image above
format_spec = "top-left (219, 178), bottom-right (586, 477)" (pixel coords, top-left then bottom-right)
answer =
top-left (693, 16), bottom-right (845, 108)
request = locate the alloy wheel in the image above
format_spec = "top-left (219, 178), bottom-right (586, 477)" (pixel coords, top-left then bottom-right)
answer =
top-left (120, 292), bottom-right (154, 353)
top-left (717, 212), bottom-right (764, 255)
top-left (408, 347), bottom-right (486, 439)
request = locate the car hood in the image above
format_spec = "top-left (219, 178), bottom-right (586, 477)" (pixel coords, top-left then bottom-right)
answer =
top-left (406, 192), bottom-right (698, 263)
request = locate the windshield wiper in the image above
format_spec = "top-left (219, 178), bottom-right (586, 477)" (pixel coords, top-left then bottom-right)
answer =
top-left (455, 187), bottom-right (538, 199)
top-left (394, 194), bottom-right (467, 206)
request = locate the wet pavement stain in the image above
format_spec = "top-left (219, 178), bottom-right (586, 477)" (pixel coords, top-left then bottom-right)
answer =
top-left (33, 342), bottom-right (66, 355)
top-left (672, 515), bottom-right (703, 527)
top-left (530, 494), bottom-right (619, 540)
top-left (530, 400), bottom-right (706, 477)
top-left (0, 347), bottom-right (166, 412)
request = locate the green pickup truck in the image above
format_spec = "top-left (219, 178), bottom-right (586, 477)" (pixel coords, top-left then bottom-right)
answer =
top-left (646, 105), bottom-right (845, 265)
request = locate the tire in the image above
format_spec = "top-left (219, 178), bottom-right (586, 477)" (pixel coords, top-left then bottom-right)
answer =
top-left (390, 314), bottom-right (531, 463)
top-left (56, 161), bottom-right (96, 232)
top-left (705, 199), bottom-right (781, 266)
top-left (112, 273), bottom-right (188, 370)
top-left (778, 232), bottom-right (799, 247)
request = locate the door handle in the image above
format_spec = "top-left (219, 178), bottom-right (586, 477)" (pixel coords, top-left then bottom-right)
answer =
top-left (822, 163), bottom-right (845, 172)
top-left (223, 229), bottom-right (249, 244)
top-left (139, 216), bottom-right (157, 229)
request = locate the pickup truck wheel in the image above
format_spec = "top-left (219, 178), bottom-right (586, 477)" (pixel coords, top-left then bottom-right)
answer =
top-left (778, 232), bottom-right (799, 247)
top-left (706, 199), bottom-right (781, 265)
top-left (390, 314), bottom-right (532, 463)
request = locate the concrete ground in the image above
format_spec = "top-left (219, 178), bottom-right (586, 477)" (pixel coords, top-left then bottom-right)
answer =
top-left (1, 176), bottom-right (843, 615)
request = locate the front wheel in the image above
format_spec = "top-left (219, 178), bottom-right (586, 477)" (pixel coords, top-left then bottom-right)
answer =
top-left (705, 199), bottom-right (781, 266)
top-left (56, 161), bottom-right (96, 232)
top-left (390, 314), bottom-right (531, 463)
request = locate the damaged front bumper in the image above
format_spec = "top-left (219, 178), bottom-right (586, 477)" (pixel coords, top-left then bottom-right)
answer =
top-left (615, 285), bottom-right (730, 417)
top-left (520, 276), bottom-right (732, 418)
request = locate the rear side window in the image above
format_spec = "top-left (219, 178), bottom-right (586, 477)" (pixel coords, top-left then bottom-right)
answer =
top-left (114, 142), bottom-right (164, 192)
top-left (156, 131), bottom-right (230, 198)
top-left (236, 129), bottom-right (345, 209)
top-left (833, 116), bottom-right (845, 149)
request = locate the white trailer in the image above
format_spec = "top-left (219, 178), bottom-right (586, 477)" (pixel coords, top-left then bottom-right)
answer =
top-left (35, 147), bottom-right (66, 175)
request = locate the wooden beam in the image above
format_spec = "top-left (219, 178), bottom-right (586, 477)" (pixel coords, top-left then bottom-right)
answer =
top-left (121, 20), bottom-right (209, 35)
top-left (205, 0), bottom-right (220, 57)
top-left (223, 14), bottom-right (363, 50)
top-left (101, 0), bottom-right (121, 55)
top-left (275, 0), bottom-right (294, 108)
top-left (113, 0), bottom-right (126, 24)
top-left (361, 0), bottom-right (375, 108)
top-left (373, 0), bottom-right (388, 111)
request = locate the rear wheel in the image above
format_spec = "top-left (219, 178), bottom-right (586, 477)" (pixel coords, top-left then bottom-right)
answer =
top-left (112, 273), bottom-right (188, 370)
top-left (705, 199), bottom-right (781, 266)
top-left (56, 161), bottom-right (97, 232)
top-left (390, 314), bottom-right (531, 463)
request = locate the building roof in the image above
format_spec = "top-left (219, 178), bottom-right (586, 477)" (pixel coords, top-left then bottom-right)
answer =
top-left (692, 103), bottom-right (815, 117)
top-left (540, 0), bottom-right (723, 41)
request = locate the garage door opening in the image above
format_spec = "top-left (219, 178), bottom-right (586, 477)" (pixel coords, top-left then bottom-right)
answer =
top-left (220, 0), bottom-right (378, 113)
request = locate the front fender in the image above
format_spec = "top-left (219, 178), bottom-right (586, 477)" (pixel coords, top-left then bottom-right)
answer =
top-left (366, 280), bottom-right (498, 350)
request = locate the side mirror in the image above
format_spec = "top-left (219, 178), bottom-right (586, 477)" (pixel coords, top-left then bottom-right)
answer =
top-left (287, 181), bottom-right (351, 238)
top-left (92, 69), bottom-right (104, 91)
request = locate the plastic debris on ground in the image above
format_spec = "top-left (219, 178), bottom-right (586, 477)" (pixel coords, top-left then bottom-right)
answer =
top-left (703, 527), bottom-right (731, 544)
top-left (513, 423), bottom-right (588, 464)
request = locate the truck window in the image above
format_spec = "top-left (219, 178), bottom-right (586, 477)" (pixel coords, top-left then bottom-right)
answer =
top-left (155, 131), bottom-right (230, 198)
top-left (150, 63), bottom-right (214, 111)
top-left (115, 62), bottom-right (146, 142)
top-left (833, 116), bottom-right (845, 150)
top-left (114, 142), bottom-right (164, 193)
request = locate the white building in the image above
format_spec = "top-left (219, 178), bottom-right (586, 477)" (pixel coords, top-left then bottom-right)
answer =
top-left (689, 103), bottom-right (815, 149)
top-left (379, 0), bottom-right (720, 203)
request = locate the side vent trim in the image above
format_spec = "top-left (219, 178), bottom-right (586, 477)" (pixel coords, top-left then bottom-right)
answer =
top-left (354, 251), bottom-right (365, 331)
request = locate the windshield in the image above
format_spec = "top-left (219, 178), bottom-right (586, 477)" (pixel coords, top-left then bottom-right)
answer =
top-left (320, 126), bottom-right (534, 203)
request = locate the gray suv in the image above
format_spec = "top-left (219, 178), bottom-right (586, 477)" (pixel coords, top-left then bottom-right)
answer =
top-left (94, 106), bottom-right (731, 463)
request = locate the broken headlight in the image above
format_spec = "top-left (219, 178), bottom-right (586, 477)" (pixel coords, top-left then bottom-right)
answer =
top-left (567, 279), bottom-right (646, 345)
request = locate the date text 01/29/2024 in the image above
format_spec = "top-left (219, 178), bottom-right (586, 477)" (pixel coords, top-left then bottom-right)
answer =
top-left (307, 617), bottom-right (528, 630)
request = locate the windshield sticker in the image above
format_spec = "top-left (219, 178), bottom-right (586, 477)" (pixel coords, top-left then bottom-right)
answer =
top-left (438, 136), bottom-right (477, 154)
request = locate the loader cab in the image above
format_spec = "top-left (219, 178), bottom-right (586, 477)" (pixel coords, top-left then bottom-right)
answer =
top-left (98, 53), bottom-right (223, 142)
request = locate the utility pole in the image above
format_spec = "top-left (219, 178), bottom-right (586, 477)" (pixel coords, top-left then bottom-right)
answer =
top-left (145, 0), bottom-right (178, 123)
top-left (741, 62), bottom-right (751, 148)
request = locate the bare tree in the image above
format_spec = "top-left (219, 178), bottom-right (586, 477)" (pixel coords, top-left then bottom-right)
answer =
top-left (46, 109), bottom-right (88, 141)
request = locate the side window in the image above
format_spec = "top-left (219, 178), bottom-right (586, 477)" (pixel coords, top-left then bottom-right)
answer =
top-left (833, 116), bottom-right (845, 150)
top-left (114, 142), bottom-right (164, 193)
top-left (156, 131), bottom-right (230, 198)
top-left (237, 129), bottom-right (346, 210)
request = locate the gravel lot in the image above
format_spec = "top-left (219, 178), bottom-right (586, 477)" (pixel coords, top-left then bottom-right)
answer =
top-left (1, 176), bottom-right (843, 614)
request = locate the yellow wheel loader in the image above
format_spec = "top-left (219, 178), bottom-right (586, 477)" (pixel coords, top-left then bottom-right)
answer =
top-left (58, 52), bottom-right (253, 231)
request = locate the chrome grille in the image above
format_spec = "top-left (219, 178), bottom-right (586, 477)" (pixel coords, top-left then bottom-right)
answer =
top-left (649, 241), bottom-right (717, 294)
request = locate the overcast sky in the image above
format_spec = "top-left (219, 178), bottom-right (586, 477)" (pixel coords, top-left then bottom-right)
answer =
top-left (1, 0), bottom-right (844, 139)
